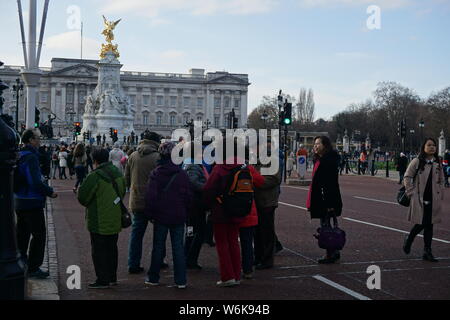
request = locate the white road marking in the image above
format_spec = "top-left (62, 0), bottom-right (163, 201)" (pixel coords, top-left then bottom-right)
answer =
top-left (312, 275), bottom-right (372, 300)
top-left (278, 202), bottom-right (307, 210)
top-left (343, 217), bottom-right (450, 244)
top-left (278, 257), bottom-right (450, 269)
top-left (354, 196), bottom-right (398, 205)
top-left (282, 185), bottom-right (310, 191)
top-left (277, 201), bottom-right (450, 244)
top-left (283, 247), bottom-right (317, 263)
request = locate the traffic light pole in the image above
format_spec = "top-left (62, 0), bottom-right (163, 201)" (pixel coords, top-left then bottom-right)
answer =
top-left (283, 123), bottom-right (288, 183)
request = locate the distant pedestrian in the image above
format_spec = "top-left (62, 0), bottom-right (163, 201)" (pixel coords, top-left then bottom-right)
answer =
top-left (307, 136), bottom-right (343, 264)
top-left (109, 142), bottom-right (126, 175)
top-left (58, 146), bottom-right (68, 179)
top-left (286, 153), bottom-right (294, 178)
top-left (14, 129), bottom-right (58, 279)
top-left (125, 131), bottom-right (161, 274)
top-left (51, 146), bottom-right (60, 179)
top-left (443, 149), bottom-right (450, 188)
top-left (67, 146), bottom-right (75, 180)
top-left (396, 152), bottom-right (408, 184)
top-left (85, 145), bottom-right (94, 173)
top-left (38, 145), bottom-right (51, 180)
top-left (144, 142), bottom-right (192, 289)
top-left (402, 138), bottom-right (445, 262)
top-left (73, 143), bottom-right (87, 193)
top-left (77, 148), bottom-right (126, 289)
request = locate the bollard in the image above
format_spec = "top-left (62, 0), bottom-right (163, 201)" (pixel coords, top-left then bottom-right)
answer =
top-left (371, 159), bottom-right (375, 176)
top-left (358, 159), bottom-right (361, 175)
top-left (385, 152), bottom-right (389, 178)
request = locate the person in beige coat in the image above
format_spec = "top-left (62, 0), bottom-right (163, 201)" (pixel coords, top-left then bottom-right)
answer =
top-left (125, 131), bottom-right (161, 273)
top-left (403, 138), bottom-right (445, 262)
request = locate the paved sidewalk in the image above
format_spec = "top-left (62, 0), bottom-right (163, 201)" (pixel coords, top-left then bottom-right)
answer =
top-left (27, 186), bottom-right (60, 300)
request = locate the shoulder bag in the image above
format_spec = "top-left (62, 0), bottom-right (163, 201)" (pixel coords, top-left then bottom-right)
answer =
top-left (102, 167), bottom-right (132, 228)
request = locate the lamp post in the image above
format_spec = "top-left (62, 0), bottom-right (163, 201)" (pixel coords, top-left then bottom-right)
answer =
top-left (12, 78), bottom-right (24, 132)
top-left (409, 129), bottom-right (415, 156)
top-left (419, 119), bottom-right (424, 143)
top-left (0, 72), bottom-right (26, 300)
top-left (261, 111), bottom-right (268, 128)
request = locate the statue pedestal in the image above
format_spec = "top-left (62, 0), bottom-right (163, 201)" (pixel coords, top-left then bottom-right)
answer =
top-left (81, 51), bottom-right (135, 140)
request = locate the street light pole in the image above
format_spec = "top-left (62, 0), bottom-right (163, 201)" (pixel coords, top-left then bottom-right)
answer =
top-left (12, 78), bottom-right (24, 132)
top-left (0, 74), bottom-right (26, 300)
top-left (419, 119), bottom-right (425, 143)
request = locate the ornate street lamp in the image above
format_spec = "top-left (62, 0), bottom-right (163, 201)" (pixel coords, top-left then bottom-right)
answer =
top-left (12, 78), bottom-right (24, 131)
top-left (261, 111), bottom-right (268, 128)
top-left (419, 119), bottom-right (425, 142)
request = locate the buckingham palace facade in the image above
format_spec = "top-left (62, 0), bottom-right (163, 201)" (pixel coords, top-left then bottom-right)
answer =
top-left (0, 58), bottom-right (250, 137)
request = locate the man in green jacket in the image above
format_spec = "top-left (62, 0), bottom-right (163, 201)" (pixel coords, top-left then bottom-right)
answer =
top-left (77, 148), bottom-right (126, 289)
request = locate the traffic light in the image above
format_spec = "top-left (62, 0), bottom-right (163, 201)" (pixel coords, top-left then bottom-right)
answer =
top-left (113, 129), bottom-right (118, 142)
top-left (74, 122), bottom-right (81, 136)
top-left (282, 102), bottom-right (292, 125)
top-left (397, 121), bottom-right (401, 137)
top-left (34, 108), bottom-right (40, 128)
top-left (83, 132), bottom-right (87, 140)
top-left (109, 128), bottom-right (114, 138)
top-left (400, 120), bottom-right (406, 138)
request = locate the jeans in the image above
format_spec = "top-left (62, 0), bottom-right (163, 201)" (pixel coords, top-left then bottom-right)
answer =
top-left (74, 165), bottom-right (86, 188)
top-left (148, 223), bottom-right (186, 286)
top-left (399, 170), bottom-right (406, 184)
top-left (185, 209), bottom-right (206, 266)
top-left (239, 226), bottom-right (255, 274)
top-left (90, 233), bottom-right (119, 285)
top-left (128, 211), bottom-right (149, 269)
top-left (59, 166), bottom-right (67, 179)
top-left (16, 208), bottom-right (46, 273)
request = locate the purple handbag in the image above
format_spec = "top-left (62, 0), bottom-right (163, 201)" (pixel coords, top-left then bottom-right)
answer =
top-left (314, 215), bottom-right (346, 251)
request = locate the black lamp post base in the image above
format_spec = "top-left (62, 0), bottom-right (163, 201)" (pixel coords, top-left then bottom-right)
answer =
top-left (0, 259), bottom-right (27, 300)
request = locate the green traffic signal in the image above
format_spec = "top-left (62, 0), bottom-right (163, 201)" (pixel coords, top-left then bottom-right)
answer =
top-left (283, 118), bottom-right (291, 125)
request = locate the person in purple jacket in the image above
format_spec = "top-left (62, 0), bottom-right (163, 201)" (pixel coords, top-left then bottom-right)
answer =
top-left (144, 141), bottom-right (192, 289)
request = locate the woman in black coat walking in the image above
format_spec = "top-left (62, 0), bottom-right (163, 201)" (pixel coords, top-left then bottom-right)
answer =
top-left (306, 136), bottom-right (343, 264)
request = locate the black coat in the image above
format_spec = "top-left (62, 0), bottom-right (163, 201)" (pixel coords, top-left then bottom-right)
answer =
top-left (308, 150), bottom-right (343, 219)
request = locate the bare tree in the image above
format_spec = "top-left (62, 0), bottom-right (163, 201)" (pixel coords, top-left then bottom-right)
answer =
top-left (305, 89), bottom-right (315, 123)
top-left (296, 88), bottom-right (315, 124)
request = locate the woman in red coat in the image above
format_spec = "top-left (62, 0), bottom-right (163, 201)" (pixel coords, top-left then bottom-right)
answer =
top-left (203, 147), bottom-right (263, 286)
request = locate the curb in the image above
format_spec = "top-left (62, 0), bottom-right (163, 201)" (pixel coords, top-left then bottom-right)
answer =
top-left (26, 185), bottom-right (60, 300)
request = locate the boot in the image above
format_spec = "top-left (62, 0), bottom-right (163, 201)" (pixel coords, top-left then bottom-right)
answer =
top-left (403, 235), bottom-right (413, 255)
top-left (423, 248), bottom-right (438, 262)
top-left (318, 250), bottom-right (339, 264)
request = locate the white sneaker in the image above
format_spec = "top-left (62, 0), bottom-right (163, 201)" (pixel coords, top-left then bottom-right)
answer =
top-left (144, 279), bottom-right (159, 286)
top-left (216, 279), bottom-right (238, 287)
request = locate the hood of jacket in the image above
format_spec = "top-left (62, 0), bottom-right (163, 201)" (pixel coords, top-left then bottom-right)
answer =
top-left (137, 139), bottom-right (159, 157)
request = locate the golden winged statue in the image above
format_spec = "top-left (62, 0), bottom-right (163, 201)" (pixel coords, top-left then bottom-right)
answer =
top-left (100, 15), bottom-right (121, 59)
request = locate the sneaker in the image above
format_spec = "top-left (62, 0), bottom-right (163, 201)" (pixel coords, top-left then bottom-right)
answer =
top-left (128, 266), bottom-right (144, 274)
top-left (243, 272), bottom-right (253, 279)
top-left (28, 268), bottom-right (50, 279)
top-left (144, 278), bottom-right (159, 286)
top-left (176, 284), bottom-right (187, 289)
top-left (216, 279), bottom-right (238, 287)
top-left (109, 281), bottom-right (118, 286)
top-left (88, 282), bottom-right (109, 289)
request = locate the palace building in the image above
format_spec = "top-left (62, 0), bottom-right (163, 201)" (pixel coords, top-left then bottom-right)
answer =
top-left (0, 58), bottom-right (250, 137)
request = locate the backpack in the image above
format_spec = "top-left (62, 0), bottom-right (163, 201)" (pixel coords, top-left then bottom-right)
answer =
top-left (220, 164), bottom-right (254, 218)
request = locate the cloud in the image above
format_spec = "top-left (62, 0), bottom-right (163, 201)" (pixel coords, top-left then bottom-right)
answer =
top-left (298, 0), bottom-right (412, 9)
top-left (44, 31), bottom-right (102, 60)
top-left (100, 0), bottom-right (277, 18)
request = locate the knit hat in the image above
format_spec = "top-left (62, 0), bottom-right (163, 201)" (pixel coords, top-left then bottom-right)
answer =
top-left (142, 131), bottom-right (161, 143)
top-left (158, 141), bottom-right (176, 159)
